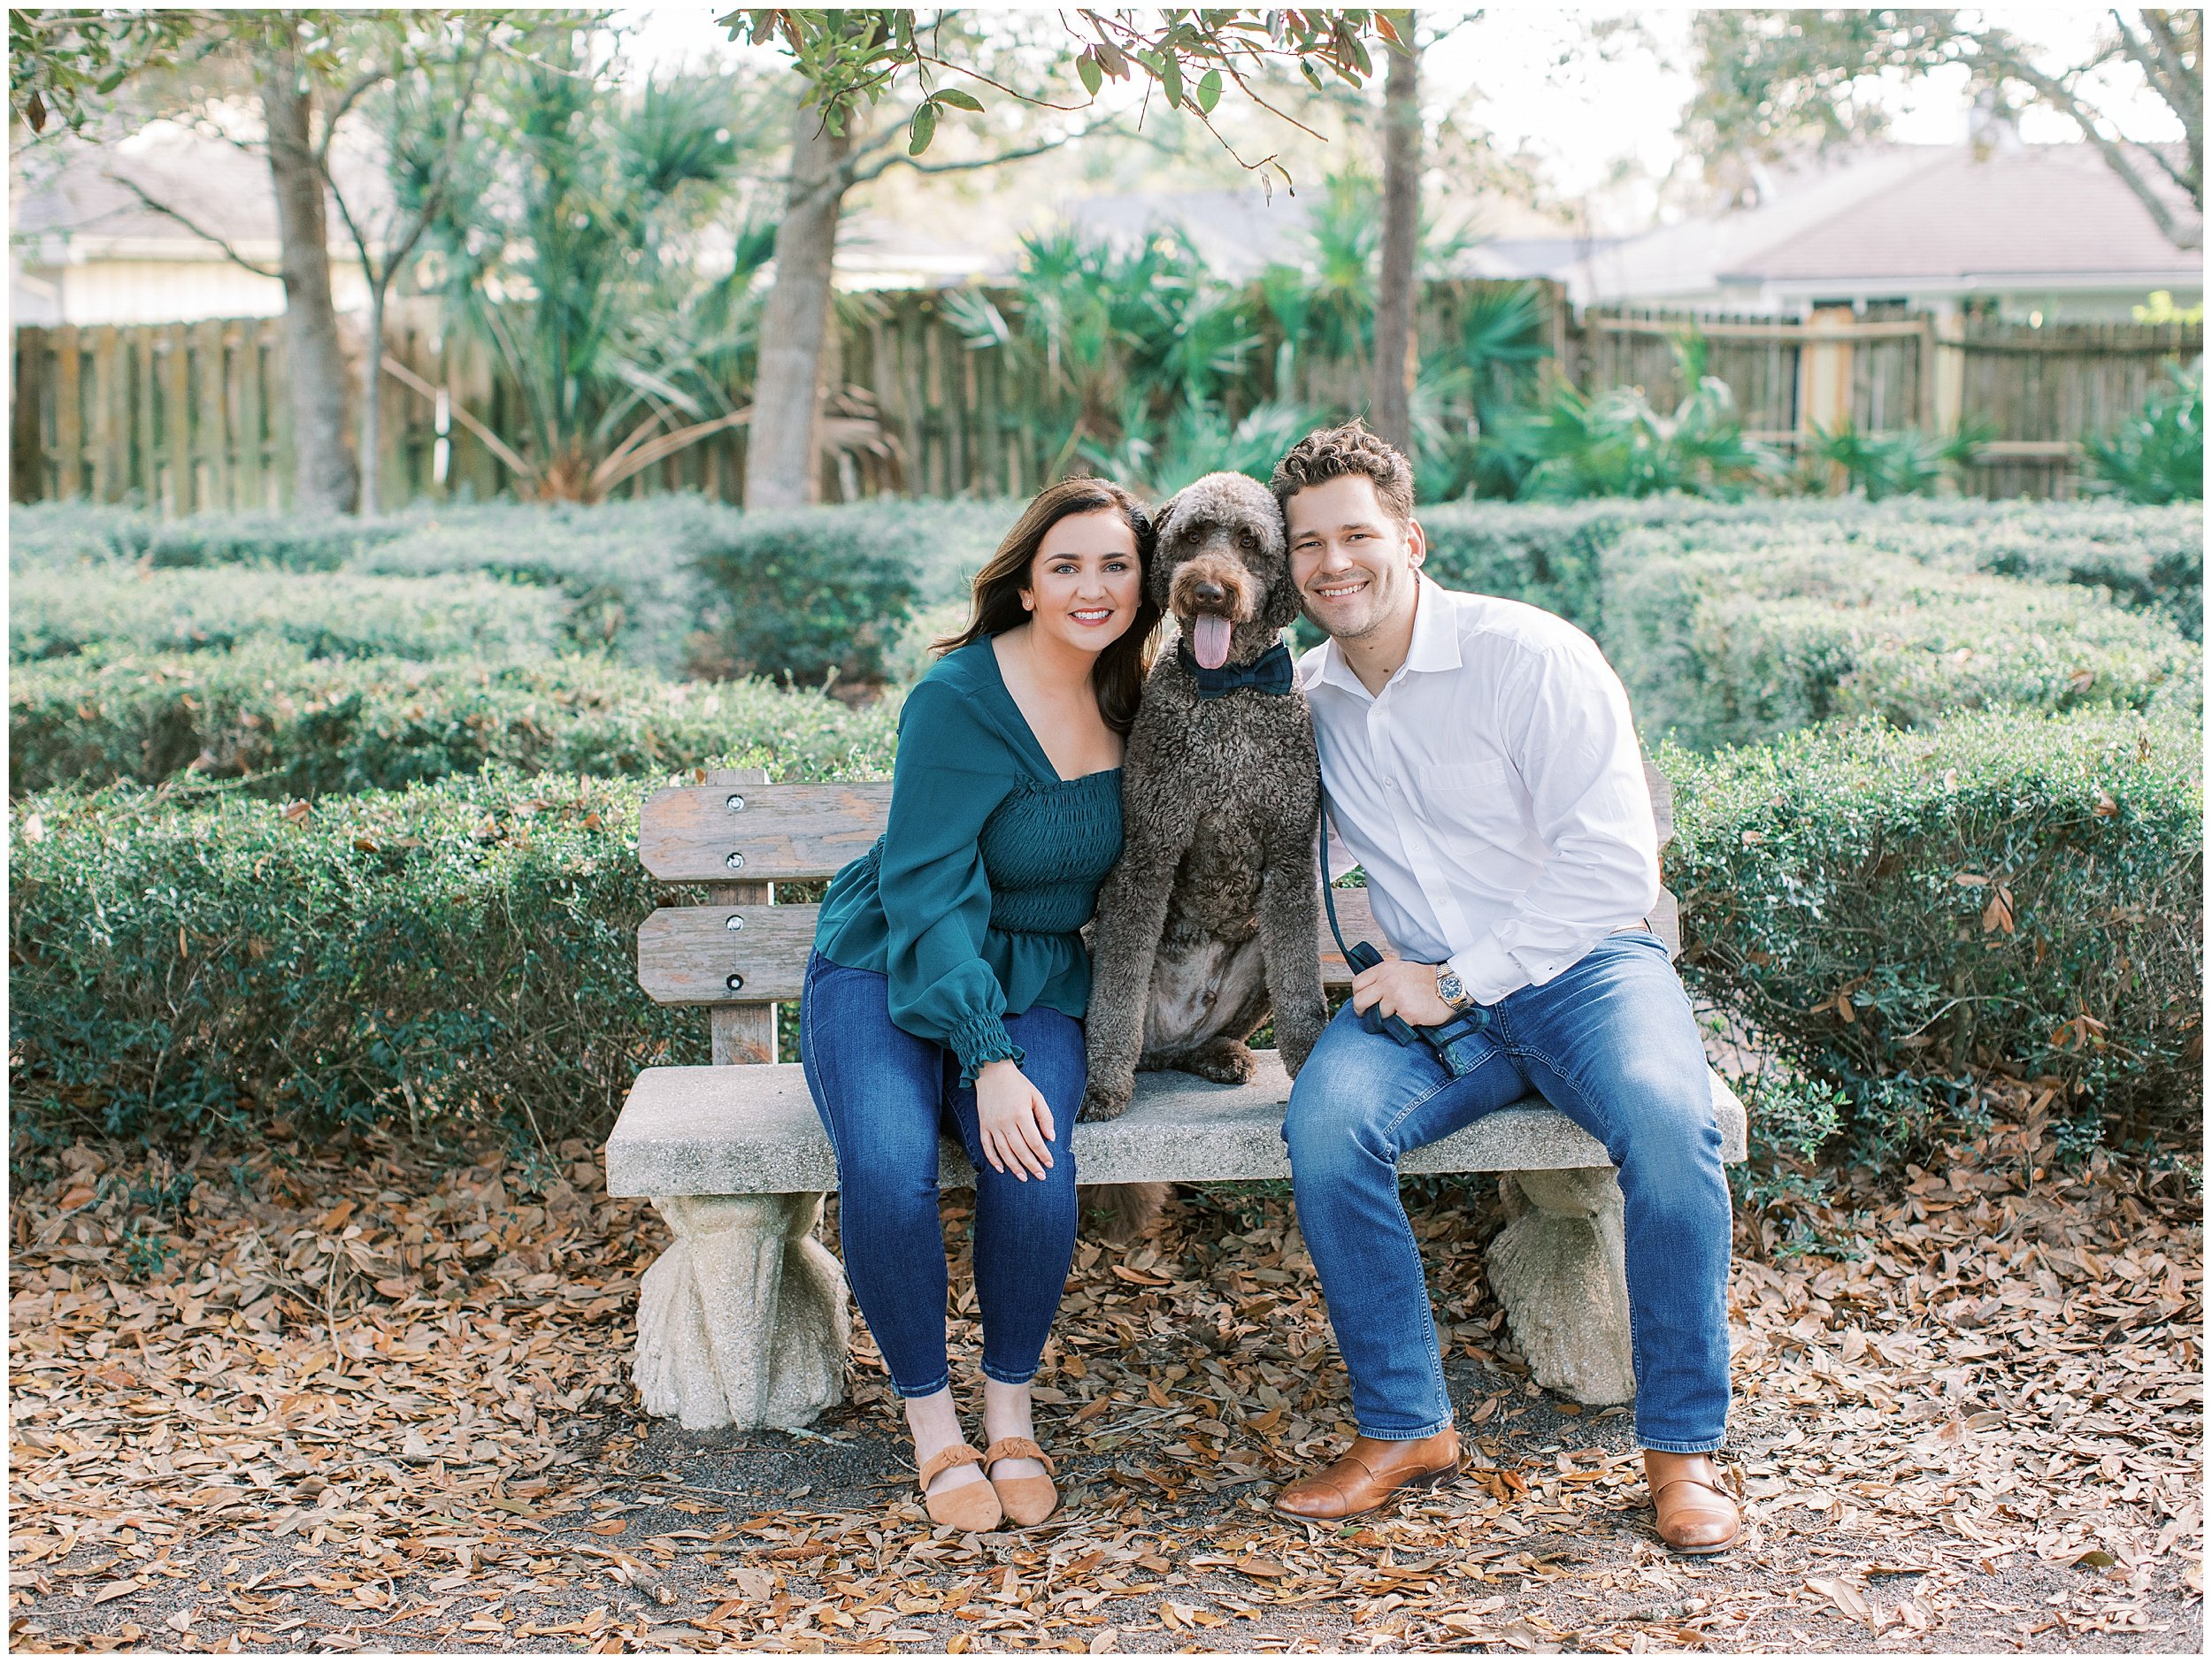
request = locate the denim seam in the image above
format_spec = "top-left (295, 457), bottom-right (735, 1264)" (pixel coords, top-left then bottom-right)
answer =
top-left (894, 1370), bottom-right (954, 1400)
top-left (1371, 1065), bottom-right (1463, 1432)
top-left (980, 1362), bottom-right (1037, 1388)
top-left (1356, 1417), bottom-right (1455, 1442)
top-left (1500, 1025), bottom-right (1728, 1453)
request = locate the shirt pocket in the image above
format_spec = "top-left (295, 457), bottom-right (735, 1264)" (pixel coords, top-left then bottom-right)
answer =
top-left (1416, 758), bottom-right (1524, 843)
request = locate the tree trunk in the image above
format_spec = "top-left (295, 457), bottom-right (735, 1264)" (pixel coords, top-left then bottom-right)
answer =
top-left (260, 31), bottom-right (358, 516)
top-left (744, 103), bottom-right (852, 510)
top-left (1371, 17), bottom-right (1421, 455)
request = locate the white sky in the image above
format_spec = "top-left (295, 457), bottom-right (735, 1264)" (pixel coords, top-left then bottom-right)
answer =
top-left (613, 4), bottom-right (2186, 234)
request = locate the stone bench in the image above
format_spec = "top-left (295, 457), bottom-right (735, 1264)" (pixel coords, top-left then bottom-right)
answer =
top-left (608, 766), bottom-right (1747, 1432)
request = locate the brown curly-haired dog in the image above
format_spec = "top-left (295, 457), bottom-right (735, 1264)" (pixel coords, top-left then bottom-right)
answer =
top-left (1079, 471), bottom-right (1329, 1236)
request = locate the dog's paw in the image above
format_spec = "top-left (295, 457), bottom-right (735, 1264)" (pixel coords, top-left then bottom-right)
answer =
top-left (1176, 1037), bottom-right (1256, 1085)
top-left (1277, 1008), bottom-right (1327, 1079)
top-left (1079, 1081), bottom-right (1133, 1123)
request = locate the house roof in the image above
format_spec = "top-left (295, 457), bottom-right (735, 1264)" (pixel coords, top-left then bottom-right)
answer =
top-left (1056, 189), bottom-right (1313, 280)
top-left (12, 123), bottom-right (388, 258)
top-left (1735, 141), bottom-right (2201, 285)
top-left (1571, 141), bottom-right (2201, 305)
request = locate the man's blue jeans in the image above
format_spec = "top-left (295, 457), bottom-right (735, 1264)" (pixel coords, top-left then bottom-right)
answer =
top-left (797, 952), bottom-right (1082, 1399)
top-left (1283, 930), bottom-right (1731, 1453)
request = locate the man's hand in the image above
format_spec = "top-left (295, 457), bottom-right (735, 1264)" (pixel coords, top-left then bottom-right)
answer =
top-left (1350, 955), bottom-right (1460, 1029)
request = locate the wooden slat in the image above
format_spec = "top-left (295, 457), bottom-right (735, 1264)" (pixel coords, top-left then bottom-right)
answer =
top-left (165, 321), bottom-right (192, 512)
top-left (195, 318), bottom-right (227, 510)
top-left (11, 326), bottom-right (45, 503)
top-left (133, 326), bottom-right (158, 507)
top-left (1642, 759), bottom-right (1672, 850)
top-left (88, 326), bottom-right (122, 501)
top-left (52, 324), bottom-right (82, 500)
top-left (639, 782), bottom-right (893, 882)
top-left (700, 767), bottom-right (779, 1064)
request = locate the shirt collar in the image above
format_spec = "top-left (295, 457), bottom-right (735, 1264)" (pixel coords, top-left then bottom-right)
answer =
top-left (1306, 571), bottom-right (1461, 697)
top-left (1403, 573), bottom-right (1463, 675)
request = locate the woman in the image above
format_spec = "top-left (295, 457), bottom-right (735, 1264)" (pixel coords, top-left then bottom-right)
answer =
top-left (799, 478), bottom-right (1160, 1530)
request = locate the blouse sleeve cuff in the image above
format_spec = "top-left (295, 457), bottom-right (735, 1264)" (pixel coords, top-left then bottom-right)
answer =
top-left (949, 1012), bottom-right (1025, 1086)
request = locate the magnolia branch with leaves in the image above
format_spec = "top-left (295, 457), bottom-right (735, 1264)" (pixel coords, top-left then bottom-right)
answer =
top-left (717, 7), bottom-right (1406, 190)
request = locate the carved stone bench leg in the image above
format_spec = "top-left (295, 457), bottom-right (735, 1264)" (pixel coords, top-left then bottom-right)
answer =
top-left (634, 1193), bottom-right (851, 1431)
top-left (1486, 1168), bottom-right (1636, 1406)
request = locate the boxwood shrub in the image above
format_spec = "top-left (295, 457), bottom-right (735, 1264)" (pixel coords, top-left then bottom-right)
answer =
top-left (1664, 709), bottom-right (2201, 1151)
top-left (684, 496), bottom-right (1018, 686)
top-left (12, 564), bottom-right (568, 663)
top-left (6, 495), bottom-right (950, 683)
top-left (10, 774), bottom-right (685, 1146)
top-left (1416, 496), bottom-right (2203, 640)
top-left (1605, 535), bottom-right (2200, 751)
top-left (11, 644), bottom-right (901, 797)
top-left (1610, 502), bottom-right (2204, 640)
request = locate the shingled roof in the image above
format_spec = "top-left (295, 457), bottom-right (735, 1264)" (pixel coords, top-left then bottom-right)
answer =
top-left (1732, 142), bottom-right (2200, 284)
top-left (1571, 140), bottom-right (2201, 309)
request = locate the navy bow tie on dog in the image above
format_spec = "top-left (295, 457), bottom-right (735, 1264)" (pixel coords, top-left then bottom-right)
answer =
top-left (1179, 639), bottom-right (1296, 699)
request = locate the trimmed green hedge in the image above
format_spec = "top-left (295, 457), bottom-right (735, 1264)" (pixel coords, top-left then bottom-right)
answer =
top-left (11, 644), bottom-right (901, 797)
top-left (1605, 535), bottom-right (2200, 751)
top-left (8, 496), bottom-right (1029, 685)
top-left (1609, 503), bottom-right (2205, 640)
top-left (10, 774), bottom-right (681, 1145)
top-left (1416, 496), bottom-right (2204, 640)
top-left (14, 709), bottom-right (2193, 1152)
top-left (1665, 709), bottom-right (2201, 1148)
top-left (12, 565), bottom-right (569, 663)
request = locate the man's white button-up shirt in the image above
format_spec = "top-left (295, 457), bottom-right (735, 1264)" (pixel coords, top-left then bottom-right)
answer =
top-left (1296, 573), bottom-right (1661, 1008)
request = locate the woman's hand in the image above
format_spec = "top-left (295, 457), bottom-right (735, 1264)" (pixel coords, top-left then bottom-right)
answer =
top-left (974, 1060), bottom-right (1056, 1181)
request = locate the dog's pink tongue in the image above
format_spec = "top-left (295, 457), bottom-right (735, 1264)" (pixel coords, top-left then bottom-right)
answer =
top-left (1192, 614), bottom-right (1233, 670)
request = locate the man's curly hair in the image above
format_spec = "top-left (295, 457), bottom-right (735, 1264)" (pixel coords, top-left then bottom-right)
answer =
top-left (1270, 419), bottom-right (1416, 525)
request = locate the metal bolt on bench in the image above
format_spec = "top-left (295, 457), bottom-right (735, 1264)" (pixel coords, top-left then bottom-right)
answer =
top-left (608, 764), bottom-right (1747, 1431)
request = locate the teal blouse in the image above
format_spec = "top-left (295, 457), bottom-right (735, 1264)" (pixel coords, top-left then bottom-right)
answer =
top-left (813, 638), bottom-right (1125, 1083)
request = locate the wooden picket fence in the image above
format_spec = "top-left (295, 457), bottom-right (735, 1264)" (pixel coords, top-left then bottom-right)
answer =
top-left (10, 288), bottom-right (2200, 512)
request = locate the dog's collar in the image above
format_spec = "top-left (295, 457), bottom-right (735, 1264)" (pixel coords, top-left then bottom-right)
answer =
top-left (1178, 638), bottom-right (1296, 700)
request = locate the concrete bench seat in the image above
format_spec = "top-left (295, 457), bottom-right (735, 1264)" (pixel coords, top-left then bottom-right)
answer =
top-left (610, 767), bottom-right (1747, 1432)
top-left (608, 1054), bottom-right (1747, 1196)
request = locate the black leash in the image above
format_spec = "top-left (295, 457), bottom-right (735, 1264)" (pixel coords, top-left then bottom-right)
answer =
top-left (1318, 786), bottom-right (1486, 1066)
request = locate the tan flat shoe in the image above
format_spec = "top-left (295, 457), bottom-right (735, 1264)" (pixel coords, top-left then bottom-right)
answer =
top-left (1644, 1452), bottom-right (1742, 1556)
top-left (982, 1436), bottom-right (1059, 1527)
top-left (918, 1442), bottom-right (1001, 1532)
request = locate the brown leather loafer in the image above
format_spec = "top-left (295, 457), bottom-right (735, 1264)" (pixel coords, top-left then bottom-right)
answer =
top-left (1273, 1428), bottom-right (1461, 1521)
top-left (1644, 1451), bottom-right (1742, 1555)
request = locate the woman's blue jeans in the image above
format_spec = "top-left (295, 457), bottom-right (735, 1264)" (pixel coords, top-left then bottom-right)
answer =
top-left (1283, 930), bottom-right (1732, 1453)
top-left (797, 952), bottom-right (1082, 1399)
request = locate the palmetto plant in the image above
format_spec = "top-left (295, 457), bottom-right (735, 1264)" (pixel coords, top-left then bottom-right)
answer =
top-left (417, 43), bottom-right (763, 502)
top-left (1521, 336), bottom-right (1786, 501)
top-left (947, 226), bottom-right (1262, 485)
top-left (1809, 419), bottom-right (1989, 500)
top-left (1411, 280), bottom-right (1553, 501)
top-left (2086, 364), bottom-right (2204, 504)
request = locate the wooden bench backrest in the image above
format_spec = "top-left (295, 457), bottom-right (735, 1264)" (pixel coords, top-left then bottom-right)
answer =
top-left (639, 763), bottom-right (1678, 1066)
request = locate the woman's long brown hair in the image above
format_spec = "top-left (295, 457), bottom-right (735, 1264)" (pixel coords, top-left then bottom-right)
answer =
top-left (933, 478), bottom-right (1162, 734)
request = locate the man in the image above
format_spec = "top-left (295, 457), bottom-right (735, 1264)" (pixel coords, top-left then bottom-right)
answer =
top-left (1269, 423), bottom-right (1740, 1555)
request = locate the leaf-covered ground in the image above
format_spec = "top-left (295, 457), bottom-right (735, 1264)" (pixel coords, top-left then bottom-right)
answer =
top-left (9, 1100), bottom-right (2200, 1654)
